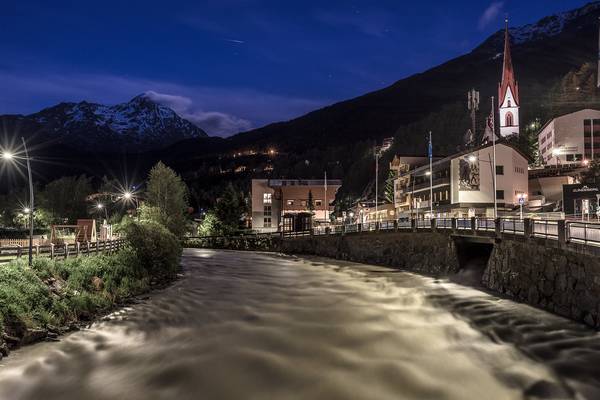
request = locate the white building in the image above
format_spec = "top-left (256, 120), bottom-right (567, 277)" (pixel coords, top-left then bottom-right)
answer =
top-left (394, 142), bottom-right (529, 218)
top-left (538, 109), bottom-right (600, 165)
top-left (498, 19), bottom-right (520, 138)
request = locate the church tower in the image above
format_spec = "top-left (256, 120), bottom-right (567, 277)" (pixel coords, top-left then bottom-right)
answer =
top-left (498, 18), bottom-right (520, 137)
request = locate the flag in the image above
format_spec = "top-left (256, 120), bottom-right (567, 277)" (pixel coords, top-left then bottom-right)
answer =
top-left (428, 132), bottom-right (433, 159)
top-left (482, 100), bottom-right (496, 143)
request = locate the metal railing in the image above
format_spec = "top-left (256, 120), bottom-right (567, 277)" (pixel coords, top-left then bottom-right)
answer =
top-left (0, 239), bottom-right (126, 265)
top-left (567, 222), bottom-right (600, 246)
top-left (500, 219), bottom-right (525, 235)
top-left (456, 218), bottom-right (471, 230)
top-left (476, 218), bottom-right (496, 232)
top-left (533, 220), bottom-right (559, 239)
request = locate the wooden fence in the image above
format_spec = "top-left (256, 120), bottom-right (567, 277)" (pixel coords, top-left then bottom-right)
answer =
top-left (0, 239), bottom-right (127, 264)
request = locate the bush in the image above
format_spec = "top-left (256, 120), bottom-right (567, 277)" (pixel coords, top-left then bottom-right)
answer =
top-left (121, 220), bottom-right (182, 279)
top-left (0, 218), bottom-right (182, 336)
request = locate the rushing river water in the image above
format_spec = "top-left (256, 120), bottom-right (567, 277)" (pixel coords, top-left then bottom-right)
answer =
top-left (1, 249), bottom-right (600, 399)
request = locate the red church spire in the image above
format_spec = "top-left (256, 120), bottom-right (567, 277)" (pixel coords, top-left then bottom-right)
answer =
top-left (498, 18), bottom-right (519, 105)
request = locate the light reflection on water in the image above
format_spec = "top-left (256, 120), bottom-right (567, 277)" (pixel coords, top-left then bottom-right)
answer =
top-left (0, 249), bottom-right (599, 399)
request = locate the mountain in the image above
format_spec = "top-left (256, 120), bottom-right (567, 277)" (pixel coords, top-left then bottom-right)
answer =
top-left (0, 94), bottom-right (208, 151)
top-left (228, 2), bottom-right (600, 155)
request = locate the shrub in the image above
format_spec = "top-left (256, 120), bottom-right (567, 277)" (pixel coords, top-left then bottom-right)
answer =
top-left (121, 220), bottom-right (182, 279)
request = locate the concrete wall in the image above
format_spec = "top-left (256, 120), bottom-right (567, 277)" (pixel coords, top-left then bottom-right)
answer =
top-left (483, 239), bottom-right (600, 328)
top-left (278, 232), bottom-right (460, 276)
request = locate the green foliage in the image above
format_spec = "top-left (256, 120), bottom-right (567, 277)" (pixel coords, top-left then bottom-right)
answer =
top-left (121, 220), bottom-right (182, 278)
top-left (145, 162), bottom-right (189, 238)
top-left (213, 183), bottom-right (246, 235)
top-left (0, 219), bottom-right (181, 336)
top-left (40, 175), bottom-right (93, 224)
top-left (307, 190), bottom-right (315, 212)
top-left (198, 211), bottom-right (222, 237)
top-left (581, 160), bottom-right (600, 184)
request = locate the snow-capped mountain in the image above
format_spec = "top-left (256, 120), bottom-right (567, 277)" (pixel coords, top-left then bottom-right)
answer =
top-left (508, 1), bottom-right (600, 44)
top-left (2, 94), bottom-right (208, 151)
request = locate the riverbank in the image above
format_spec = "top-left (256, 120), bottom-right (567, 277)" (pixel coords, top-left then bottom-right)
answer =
top-left (0, 221), bottom-right (182, 360)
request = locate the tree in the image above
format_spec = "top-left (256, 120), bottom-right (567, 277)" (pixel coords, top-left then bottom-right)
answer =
top-left (41, 175), bottom-right (93, 223)
top-left (384, 170), bottom-right (395, 204)
top-left (213, 183), bottom-right (246, 235)
top-left (145, 162), bottom-right (189, 237)
top-left (198, 211), bottom-right (222, 236)
top-left (581, 160), bottom-right (600, 184)
top-left (307, 190), bottom-right (315, 212)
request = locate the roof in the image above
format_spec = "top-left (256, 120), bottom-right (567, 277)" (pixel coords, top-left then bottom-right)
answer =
top-left (399, 140), bottom-right (529, 178)
top-left (537, 108), bottom-right (600, 136)
top-left (498, 19), bottom-right (519, 106)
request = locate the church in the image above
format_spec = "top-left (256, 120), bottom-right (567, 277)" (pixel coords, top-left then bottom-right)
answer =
top-left (498, 18), bottom-right (520, 138)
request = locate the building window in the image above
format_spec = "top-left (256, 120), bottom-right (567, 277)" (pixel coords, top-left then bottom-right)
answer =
top-left (286, 199), bottom-right (294, 206)
top-left (263, 193), bottom-right (272, 204)
top-left (507, 100), bottom-right (511, 107)
top-left (315, 200), bottom-right (323, 207)
top-left (496, 190), bottom-right (505, 200)
top-left (264, 206), bottom-right (272, 216)
top-left (263, 217), bottom-right (272, 228)
top-left (505, 112), bottom-right (514, 127)
top-left (301, 200), bottom-right (307, 207)
top-left (496, 165), bottom-right (504, 175)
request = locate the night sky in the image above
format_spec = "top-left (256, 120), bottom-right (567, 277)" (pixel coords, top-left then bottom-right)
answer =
top-left (0, 0), bottom-right (590, 136)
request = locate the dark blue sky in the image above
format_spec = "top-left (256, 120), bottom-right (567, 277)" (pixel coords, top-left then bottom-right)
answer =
top-left (0, 0), bottom-right (590, 136)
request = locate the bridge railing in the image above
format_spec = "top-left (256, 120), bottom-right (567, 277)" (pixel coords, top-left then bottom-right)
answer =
top-left (567, 222), bottom-right (600, 246)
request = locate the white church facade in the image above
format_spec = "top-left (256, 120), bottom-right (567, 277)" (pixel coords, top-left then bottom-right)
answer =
top-left (498, 19), bottom-right (520, 138)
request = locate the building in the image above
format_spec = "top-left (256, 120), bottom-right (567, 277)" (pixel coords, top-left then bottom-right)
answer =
top-left (538, 109), bottom-right (600, 166)
top-left (563, 183), bottom-right (600, 218)
top-left (393, 142), bottom-right (529, 218)
top-left (251, 179), bottom-right (342, 233)
top-left (498, 19), bottom-right (520, 138)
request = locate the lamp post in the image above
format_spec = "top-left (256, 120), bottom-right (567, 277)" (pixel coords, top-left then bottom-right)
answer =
top-left (517, 193), bottom-right (527, 220)
top-left (2, 138), bottom-right (34, 265)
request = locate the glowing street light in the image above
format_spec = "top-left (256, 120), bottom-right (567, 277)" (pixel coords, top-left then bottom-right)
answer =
top-left (96, 203), bottom-right (104, 209)
top-left (517, 193), bottom-right (528, 220)
top-left (2, 139), bottom-right (34, 265)
top-left (425, 170), bottom-right (432, 176)
top-left (468, 155), bottom-right (477, 163)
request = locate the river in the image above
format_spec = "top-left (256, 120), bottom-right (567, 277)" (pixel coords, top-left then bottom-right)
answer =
top-left (1, 249), bottom-right (600, 399)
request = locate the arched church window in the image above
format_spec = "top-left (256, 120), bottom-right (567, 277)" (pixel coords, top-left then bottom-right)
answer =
top-left (508, 100), bottom-right (511, 107)
top-left (505, 112), bottom-right (514, 127)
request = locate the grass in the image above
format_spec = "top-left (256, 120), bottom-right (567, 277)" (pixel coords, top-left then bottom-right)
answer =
top-left (0, 220), bottom-right (181, 340)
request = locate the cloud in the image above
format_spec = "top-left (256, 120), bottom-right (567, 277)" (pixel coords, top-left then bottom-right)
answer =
top-left (478, 2), bottom-right (504, 30)
top-left (0, 70), bottom-right (328, 137)
top-left (144, 90), bottom-right (252, 135)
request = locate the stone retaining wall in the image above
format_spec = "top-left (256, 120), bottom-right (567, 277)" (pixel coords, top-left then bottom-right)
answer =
top-left (483, 239), bottom-right (600, 328)
top-left (278, 231), bottom-right (460, 276)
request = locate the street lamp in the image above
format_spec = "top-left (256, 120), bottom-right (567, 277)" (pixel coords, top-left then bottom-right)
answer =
top-left (517, 193), bottom-right (527, 220)
top-left (552, 148), bottom-right (562, 168)
top-left (1, 138), bottom-right (34, 266)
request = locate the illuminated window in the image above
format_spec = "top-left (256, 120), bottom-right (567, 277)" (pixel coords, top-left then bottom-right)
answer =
top-left (263, 193), bottom-right (272, 204)
top-left (286, 199), bottom-right (294, 206)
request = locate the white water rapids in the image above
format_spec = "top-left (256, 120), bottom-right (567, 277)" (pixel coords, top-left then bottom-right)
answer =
top-left (1, 249), bottom-right (599, 399)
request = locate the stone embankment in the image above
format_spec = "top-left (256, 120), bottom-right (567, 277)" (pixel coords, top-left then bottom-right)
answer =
top-left (484, 239), bottom-right (600, 328)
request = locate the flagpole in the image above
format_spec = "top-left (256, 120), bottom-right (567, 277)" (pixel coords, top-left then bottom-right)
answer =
top-left (429, 131), bottom-right (433, 218)
top-left (324, 171), bottom-right (328, 223)
top-left (374, 146), bottom-right (379, 222)
top-left (491, 96), bottom-right (498, 219)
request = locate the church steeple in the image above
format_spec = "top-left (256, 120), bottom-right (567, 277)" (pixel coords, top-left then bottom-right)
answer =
top-left (498, 18), bottom-right (520, 137)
